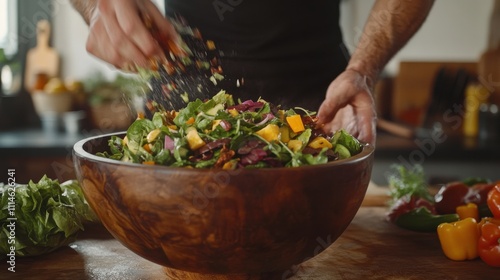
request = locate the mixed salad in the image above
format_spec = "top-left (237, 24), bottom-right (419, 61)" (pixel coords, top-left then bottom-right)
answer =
top-left (97, 91), bottom-right (363, 168)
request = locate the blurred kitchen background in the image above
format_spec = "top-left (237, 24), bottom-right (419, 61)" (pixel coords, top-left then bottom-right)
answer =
top-left (0, 0), bottom-right (499, 184)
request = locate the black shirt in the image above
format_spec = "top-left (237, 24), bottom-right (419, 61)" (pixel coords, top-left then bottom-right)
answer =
top-left (164, 0), bottom-right (347, 110)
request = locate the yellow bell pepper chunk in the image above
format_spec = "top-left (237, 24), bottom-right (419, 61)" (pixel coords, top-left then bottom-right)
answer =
top-left (186, 127), bottom-right (206, 150)
top-left (456, 203), bottom-right (479, 221)
top-left (136, 112), bottom-right (145, 119)
top-left (437, 217), bottom-right (479, 261)
top-left (146, 128), bottom-right (161, 143)
top-left (142, 143), bottom-right (153, 154)
top-left (286, 115), bottom-right (305, 133)
top-left (308, 136), bottom-right (333, 149)
top-left (122, 136), bottom-right (128, 146)
top-left (279, 126), bottom-right (290, 143)
top-left (212, 119), bottom-right (222, 131)
top-left (228, 108), bottom-right (239, 117)
top-left (222, 159), bottom-right (239, 170)
top-left (255, 124), bottom-right (280, 142)
top-left (206, 40), bottom-right (216, 50)
top-left (287, 139), bottom-right (303, 152)
top-left (278, 110), bottom-right (286, 121)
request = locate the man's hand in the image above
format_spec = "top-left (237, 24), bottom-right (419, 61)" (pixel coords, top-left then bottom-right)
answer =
top-left (317, 69), bottom-right (377, 145)
top-left (317, 0), bottom-right (434, 146)
top-left (79, 0), bottom-right (180, 71)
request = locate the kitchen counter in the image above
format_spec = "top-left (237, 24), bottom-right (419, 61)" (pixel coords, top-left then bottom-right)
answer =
top-left (0, 129), bottom-right (96, 157)
top-left (4, 204), bottom-right (497, 280)
top-left (371, 132), bottom-right (500, 185)
top-left (0, 129), bottom-right (100, 183)
top-left (375, 131), bottom-right (500, 160)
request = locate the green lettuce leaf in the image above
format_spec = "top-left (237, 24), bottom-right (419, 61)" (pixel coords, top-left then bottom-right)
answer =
top-left (0, 176), bottom-right (97, 258)
top-left (331, 129), bottom-right (362, 156)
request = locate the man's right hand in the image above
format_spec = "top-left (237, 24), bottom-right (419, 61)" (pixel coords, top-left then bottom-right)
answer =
top-left (83, 0), bottom-right (180, 72)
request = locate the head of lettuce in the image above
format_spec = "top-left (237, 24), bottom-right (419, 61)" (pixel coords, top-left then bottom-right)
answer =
top-left (0, 175), bottom-right (97, 258)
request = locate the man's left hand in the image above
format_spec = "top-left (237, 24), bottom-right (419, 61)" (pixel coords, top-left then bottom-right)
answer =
top-left (317, 69), bottom-right (377, 145)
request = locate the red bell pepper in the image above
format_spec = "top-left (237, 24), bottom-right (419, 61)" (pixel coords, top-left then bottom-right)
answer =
top-left (487, 185), bottom-right (500, 219)
top-left (478, 221), bottom-right (500, 267)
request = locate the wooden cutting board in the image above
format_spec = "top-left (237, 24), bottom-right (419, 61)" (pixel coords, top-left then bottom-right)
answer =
top-left (6, 206), bottom-right (498, 280)
top-left (24, 19), bottom-right (60, 93)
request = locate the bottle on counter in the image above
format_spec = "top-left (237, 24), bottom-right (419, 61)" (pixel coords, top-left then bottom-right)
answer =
top-left (463, 83), bottom-right (490, 138)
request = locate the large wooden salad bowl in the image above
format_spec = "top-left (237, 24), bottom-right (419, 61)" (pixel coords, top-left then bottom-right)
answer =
top-left (73, 133), bottom-right (374, 279)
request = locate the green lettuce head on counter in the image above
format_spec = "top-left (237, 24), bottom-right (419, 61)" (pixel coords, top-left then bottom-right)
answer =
top-left (0, 175), bottom-right (97, 258)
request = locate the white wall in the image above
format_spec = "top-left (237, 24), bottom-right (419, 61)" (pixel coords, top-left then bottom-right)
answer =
top-left (340, 0), bottom-right (495, 75)
top-left (51, 0), bottom-right (494, 80)
top-left (51, 0), bottom-right (114, 81)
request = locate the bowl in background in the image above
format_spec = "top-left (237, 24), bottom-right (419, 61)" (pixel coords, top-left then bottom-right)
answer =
top-left (31, 90), bottom-right (73, 115)
top-left (73, 132), bottom-right (374, 279)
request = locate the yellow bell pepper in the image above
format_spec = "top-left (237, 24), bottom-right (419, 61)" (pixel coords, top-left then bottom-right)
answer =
top-left (186, 127), bottom-right (206, 150)
top-left (279, 126), bottom-right (290, 143)
top-left (146, 128), bottom-right (161, 143)
top-left (308, 136), bottom-right (333, 149)
top-left (186, 116), bottom-right (195, 125)
top-left (212, 119), bottom-right (222, 131)
top-left (255, 124), bottom-right (280, 142)
top-left (287, 139), bottom-right (303, 152)
top-left (286, 115), bottom-right (305, 133)
top-left (456, 203), bottom-right (479, 221)
top-left (278, 110), bottom-right (286, 121)
top-left (437, 217), bottom-right (479, 261)
top-left (228, 108), bottom-right (239, 117)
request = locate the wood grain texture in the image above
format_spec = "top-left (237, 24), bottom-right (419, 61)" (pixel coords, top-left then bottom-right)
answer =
top-left (6, 207), bottom-right (498, 280)
top-left (71, 133), bottom-right (374, 276)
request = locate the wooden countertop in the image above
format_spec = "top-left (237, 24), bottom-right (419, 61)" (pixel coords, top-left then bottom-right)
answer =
top-left (4, 201), bottom-right (498, 279)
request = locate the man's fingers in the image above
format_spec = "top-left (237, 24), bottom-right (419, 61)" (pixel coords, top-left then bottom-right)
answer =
top-left (113, 4), bottom-right (159, 67)
top-left (317, 69), bottom-right (377, 145)
top-left (317, 80), bottom-right (354, 125)
top-left (85, 0), bottom-right (187, 71)
top-left (356, 106), bottom-right (377, 146)
top-left (86, 15), bottom-right (127, 69)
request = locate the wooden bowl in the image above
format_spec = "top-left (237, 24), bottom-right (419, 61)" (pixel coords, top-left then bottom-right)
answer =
top-left (73, 133), bottom-right (374, 279)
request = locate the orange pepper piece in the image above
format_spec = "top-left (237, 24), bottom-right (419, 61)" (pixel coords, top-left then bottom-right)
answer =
top-left (186, 117), bottom-right (195, 125)
top-left (478, 221), bottom-right (500, 267)
top-left (456, 203), bottom-right (479, 221)
top-left (286, 115), bottom-right (305, 133)
top-left (487, 184), bottom-right (500, 219)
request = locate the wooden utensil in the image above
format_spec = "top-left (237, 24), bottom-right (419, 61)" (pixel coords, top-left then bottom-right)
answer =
top-left (24, 19), bottom-right (60, 93)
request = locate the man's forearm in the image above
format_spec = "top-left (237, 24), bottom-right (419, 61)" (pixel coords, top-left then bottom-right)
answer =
top-left (347, 0), bottom-right (434, 86)
top-left (70, 0), bottom-right (97, 25)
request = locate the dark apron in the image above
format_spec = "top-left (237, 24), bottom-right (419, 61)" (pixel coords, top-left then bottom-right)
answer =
top-left (163, 0), bottom-right (347, 110)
